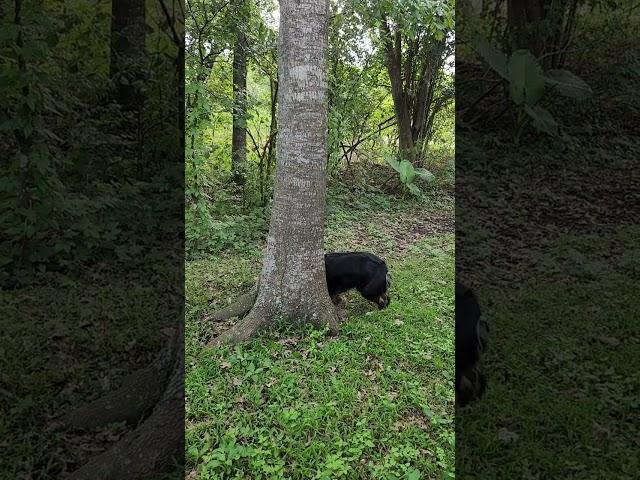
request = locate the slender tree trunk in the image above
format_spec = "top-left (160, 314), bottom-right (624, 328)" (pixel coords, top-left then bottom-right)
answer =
top-left (110, 0), bottom-right (146, 108)
top-left (263, 75), bottom-right (278, 205)
top-left (212, 0), bottom-right (338, 346)
top-left (381, 22), bottom-right (415, 162)
top-left (412, 37), bottom-right (445, 145)
top-left (231, 0), bottom-right (248, 186)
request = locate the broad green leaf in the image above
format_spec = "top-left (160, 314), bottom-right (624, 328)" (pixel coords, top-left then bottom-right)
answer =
top-left (476, 38), bottom-right (508, 79)
top-left (524, 105), bottom-right (558, 136)
top-left (414, 168), bottom-right (435, 183)
top-left (384, 155), bottom-right (401, 174)
top-left (544, 69), bottom-right (592, 99)
top-left (508, 50), bottom-right (544, 106)
top-left (399, 160), bottom-right (415, 184)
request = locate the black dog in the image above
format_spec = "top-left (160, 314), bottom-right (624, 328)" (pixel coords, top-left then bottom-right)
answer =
top-left (456, 282), bottom-right (488, 408)
top-left (324, 252), bottom-right (391, 309)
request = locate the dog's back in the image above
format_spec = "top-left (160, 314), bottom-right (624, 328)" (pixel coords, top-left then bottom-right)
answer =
top-left (325, 252), bottom-right (390, 308)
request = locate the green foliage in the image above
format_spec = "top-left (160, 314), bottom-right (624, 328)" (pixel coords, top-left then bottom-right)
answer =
top-left (186, 198), bottom-right (268, 259)
top-left (508, 50), bottom-right (545, 106)
top-left (477, 39), bottom-right (592, 143)
top-left (384, 156), bottom-right (435, 197)
top-left (356, 0), bottom-right (454, 39)
top-left (185, 0), bottom-right (454, 213)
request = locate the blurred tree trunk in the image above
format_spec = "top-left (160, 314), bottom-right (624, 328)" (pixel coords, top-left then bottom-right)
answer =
top-left (110, 0), bottom-right (146, 108)
top-left (231, 0), bottom-right (248, 186)
top-left (507, 0), bottom-right (579, 68)
top-left (212, 0), bottom-right (339, 346)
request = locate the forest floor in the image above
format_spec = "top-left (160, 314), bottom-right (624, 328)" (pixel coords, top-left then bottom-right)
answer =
top-left (185, 186), bottom-right (456, 479)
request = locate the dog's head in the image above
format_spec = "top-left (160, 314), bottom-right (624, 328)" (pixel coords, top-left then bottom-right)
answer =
top-left (376, 272), bottom-right (392, 309)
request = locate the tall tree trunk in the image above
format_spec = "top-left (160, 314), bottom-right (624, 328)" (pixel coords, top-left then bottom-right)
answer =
top-left (231, 0), bottom-right (248, 186)
top-left (263, 75), bottom-right (278, 204)
top-left (381, 22), bottom-right (415, 162)
top-left (212, 0), bottom-right (338, 346)
top-left (507, 0), bottom-right (576, 69)
top-left (412, 37), bottom-right (446, 145)
top-left (110, 0), bottom-right (146, 108)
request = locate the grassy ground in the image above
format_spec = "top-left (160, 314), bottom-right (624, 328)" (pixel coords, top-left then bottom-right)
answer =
top-left (457, 228), bottom-right (640, 478)
top-left (185, 190), bottom-right (455, 479)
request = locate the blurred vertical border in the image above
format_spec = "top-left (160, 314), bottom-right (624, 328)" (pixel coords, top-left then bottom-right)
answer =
top-left (456, 0), bottom-right (639, 478)
top-left (0, 1), bottom-right (185, 478)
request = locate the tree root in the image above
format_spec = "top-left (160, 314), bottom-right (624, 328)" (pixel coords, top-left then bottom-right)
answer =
top-left (207, 307), bottom-right (265, 347)
top-left (65, 349), bottom-right (184, 480)
top-left (52, 331), bottom-right (175, 432)
top-left (56, 327), bottom-right (184, 480)
top-left (203, 285), bottom-right (258, 322)
top-left (53, 362), bottom-right (166, 431)
top-left (209, 298), bottom-right (340, 347)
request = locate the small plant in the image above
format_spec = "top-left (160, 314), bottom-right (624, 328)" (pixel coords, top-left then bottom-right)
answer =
top-left (384, 156), bottom-right (435, 196)
top-left (477, 38), bottom-right (592, 143)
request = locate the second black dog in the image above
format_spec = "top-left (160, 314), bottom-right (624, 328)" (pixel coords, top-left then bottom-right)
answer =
top-left (456, 282), bottom-right (489, 408)
top-left (325, 252), bottom-right (391, 309)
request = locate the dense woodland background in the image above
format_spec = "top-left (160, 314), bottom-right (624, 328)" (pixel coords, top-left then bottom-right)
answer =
top-left (1, 0), bottom-right (637, 478)
top-left (184, 0), bottom-right (458, 478)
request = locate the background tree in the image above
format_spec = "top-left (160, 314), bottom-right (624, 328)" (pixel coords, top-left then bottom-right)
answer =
top-left (371, 0), bottom-right (454, 163)
top-left (212, 0), bottom-right (338, 345)
top-left (231, 0), bottom-right (248, 185)
top-left (110, 0), bottom-right (146, 108)
top-left (507, 0), bottom-right (580, 68)
top-left (1, 0), bottom-right (184, 477)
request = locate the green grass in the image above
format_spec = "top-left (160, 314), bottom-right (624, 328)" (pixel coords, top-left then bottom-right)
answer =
top-left (185, 234), bottom-right (455, 479)
top-left (455, 10), bottom-right (639, 477)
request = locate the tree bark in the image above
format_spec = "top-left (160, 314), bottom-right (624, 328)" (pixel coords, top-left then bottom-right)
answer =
top-left (110, 0), bottom-right (146, 108)
top-left (507, 0), bottom-right (546, 55)
top-left (212, 0), bottom-right (338, 346)
top-left (231, 0), bottom-right (248, 186)
top-left (412, 37), bottom-right (446, 144)
top-left (381, 21), bottom-right (415, 162)
top-left (507, 0), bottom-right (577, 69)
top-left (65, 336), bottom-right (184, 480)
top-left (57, 326), bottom-right (184, 480)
